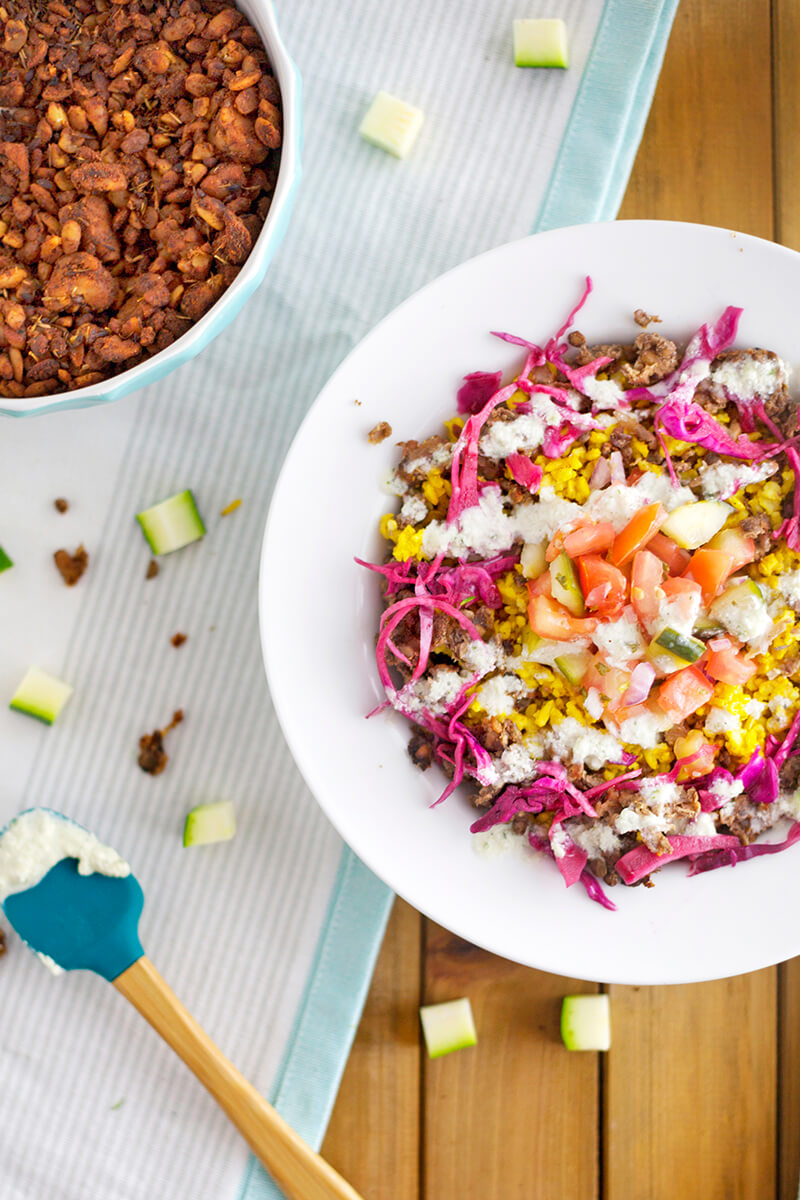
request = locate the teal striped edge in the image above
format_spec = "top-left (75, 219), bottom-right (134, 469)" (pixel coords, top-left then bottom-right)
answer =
top-left (239, 3), bottom-right (680, 1196)
top-left (237, 847), bottom-right (393, 1200)
top-left (535, 0), bottom-right (680, 231)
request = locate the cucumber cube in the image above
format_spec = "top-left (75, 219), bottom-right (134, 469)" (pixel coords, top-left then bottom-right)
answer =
top-left (136, 489), bottom-right (206, 555)
top-left (550, 551), bottom-right (584, 616)
top-left (359, 91), bottom-right (424, 159)
top-left (10, 666), bottom-right (73, 725)
top-left (183, 800), bottom-right (237, 847)
top-left (513, 18), bottom-right (569, 69)
top-left (561, 994), bottom-right (611, 1051)
top-left (659, 501), bottom-right (732, 550)
top-left (555, 651), bottom-right (591, 686)
top-left (420, 997), bottom-right (477, 1059)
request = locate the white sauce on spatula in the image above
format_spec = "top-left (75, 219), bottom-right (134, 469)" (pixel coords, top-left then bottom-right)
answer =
top-left (0, 809), bottom-right (129, 903)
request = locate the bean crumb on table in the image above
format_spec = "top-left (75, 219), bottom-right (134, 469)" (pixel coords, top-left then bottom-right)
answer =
top-left (368, 421), bottom-right (392, 444)
top-left (171, 632), bottom-right (187, 648)
top-left (0, 928), bottom-right (6, 959)
top-left (145, 559), bottom-right (159, 580)
top-left (53, 544), bottom-right (88, 586)
top-left (137, 708), bottom-right (184, 775)
top-left (53, 498), bottom-right (69, 513)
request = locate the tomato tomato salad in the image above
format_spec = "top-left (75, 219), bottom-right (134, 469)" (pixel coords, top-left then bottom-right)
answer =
top-left (360, 281), bottom-right (800, 909)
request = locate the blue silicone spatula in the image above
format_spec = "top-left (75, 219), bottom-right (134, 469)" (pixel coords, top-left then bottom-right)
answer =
top-left (0, 809), bottom-right (363, 1200)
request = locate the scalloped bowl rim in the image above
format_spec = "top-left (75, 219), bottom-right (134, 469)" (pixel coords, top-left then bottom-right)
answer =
top-left (1, 0), bottom-right (301, 418)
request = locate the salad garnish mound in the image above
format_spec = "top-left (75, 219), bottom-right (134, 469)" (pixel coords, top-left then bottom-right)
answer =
top-left (360, 280), bottom-right (800, 909)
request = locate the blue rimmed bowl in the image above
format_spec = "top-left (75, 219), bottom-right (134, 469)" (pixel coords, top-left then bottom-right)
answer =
top-left (1, 0), bottom-right (301, 418)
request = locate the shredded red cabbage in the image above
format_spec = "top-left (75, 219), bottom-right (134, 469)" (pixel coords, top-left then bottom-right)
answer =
top-left (776, 446), bottom-right (800, 550)
top-left (549, 819), bottom-right (588, 887)
top-left (457, 370), bottom-right (503, 415)
top-left (617, 834), bottom-right (742, 885)
top-left (506, 453), bottom-right (543, 493)
top-left (447, 382), bottom-right (518, 524)
top-left (688, 821), bottom-right (800, 875)
top-left (578, 868), bottom-right (617, 911)
top-left (655, 399), bottom-right (772, 461)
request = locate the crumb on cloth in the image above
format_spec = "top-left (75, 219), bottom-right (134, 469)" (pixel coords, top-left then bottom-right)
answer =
top-left (138, 709), bottom-right (184, 775)
top-left (54, 498), bottom-right (69, 513)
top-left (171, 632), bottom-right (187, 648)
top-left (54, 544), bottom-right (88, 586)
top-left (146, 560), bottom-right (159, 580)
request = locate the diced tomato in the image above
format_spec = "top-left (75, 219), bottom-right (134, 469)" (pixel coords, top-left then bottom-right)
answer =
top-left (661, 576), bottom-right (702, 599)
top-left (527, 592), bottom-right (598, 641)
top-left (706, 527), bottom-right (757, 572)
top-left (610, 701), bottom-right (650, 726)
top-left (584, 659), bottom-right (631, 709)
top-left (683, 548), bottom-right (735, 604)
top-left (610, 503), bottom-right (667, 567)
top-left (577, 555), bottom-right (628, 618)
top-left (563, 522), bottom-right (616, 558)
top-left (657, 666), bottom-right (715, 723)
top-left (648, 531), bottom-right (691, 575)
top-left (630, 549), bottom-right (665, 629)
top-left (527, 571), bottom-right (553, 597)
top-left (545, 530), bottom-right (566, 562)
top-left (705, 644), bottom-right (757, 685)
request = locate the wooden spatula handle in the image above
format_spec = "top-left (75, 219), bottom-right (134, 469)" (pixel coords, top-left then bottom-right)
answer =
top-left (114, 956), bottom-right (363, 1200)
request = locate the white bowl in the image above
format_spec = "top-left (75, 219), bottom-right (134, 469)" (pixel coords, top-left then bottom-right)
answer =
top-left (260, 220), bottom-right (800, 985)
top-left (1, 0), bottom-right (301, 419)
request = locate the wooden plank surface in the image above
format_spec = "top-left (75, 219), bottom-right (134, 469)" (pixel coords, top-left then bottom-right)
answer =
top-left (780, 959), bottom-right (800, 1200)
top-left (421, 924), bottom-right (599, 1200)
top-left (618, 0), bottom-right (773, 238)
top-left (321, 900), bottom-right (422, 1200)
top-left (605, 972), bottom-right (777, 1200)
top-left (324, 2), bottom-right (800, 1197)
top-left (774, 0), bottom-right (800, 252)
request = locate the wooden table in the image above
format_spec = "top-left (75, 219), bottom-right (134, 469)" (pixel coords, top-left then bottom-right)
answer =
top-left (323, 2), bottom-right (800, 1195)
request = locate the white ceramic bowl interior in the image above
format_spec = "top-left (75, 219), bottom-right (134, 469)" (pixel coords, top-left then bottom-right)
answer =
top-left (260, 220), bottom-right (800, 986)
top-left (1, 0), bottom-right (301, 418)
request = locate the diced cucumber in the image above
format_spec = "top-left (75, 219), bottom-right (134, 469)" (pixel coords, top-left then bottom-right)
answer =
top-left (706, 526), bottom-right (755, 568)
top-left (183, 800), bottom-right (236, 847)
top-left (136, 489), bottom-right (206, 555)
top-left (359, 91), bottom-right (424, 159)
top-left (513, 18), bottom-right (569, 68)
top-left (555, 651), bottom-right (592, 686)
top-left (419, 997), bottom-right (477, 1059)
top-left (561, 994), bottom-right (611, 1051)
top-left (694, 615), bottom-right (727, 640)
top-left (708, 579), bottom-right (771, 644)
top-left (0, 546), bottom-right (12, 573)
top-left (646, 639), bottom-right (692, 676)
top-left (550, 551), bottom-right (584, 616)
top-left (653, 628), bottom-right (706, 663)
top-left (659, 501), bottom-right (732, 550)
top-left (520, 540), bottom-right (547, 580)
top-left (10, 666), bottom-right (73, 724)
